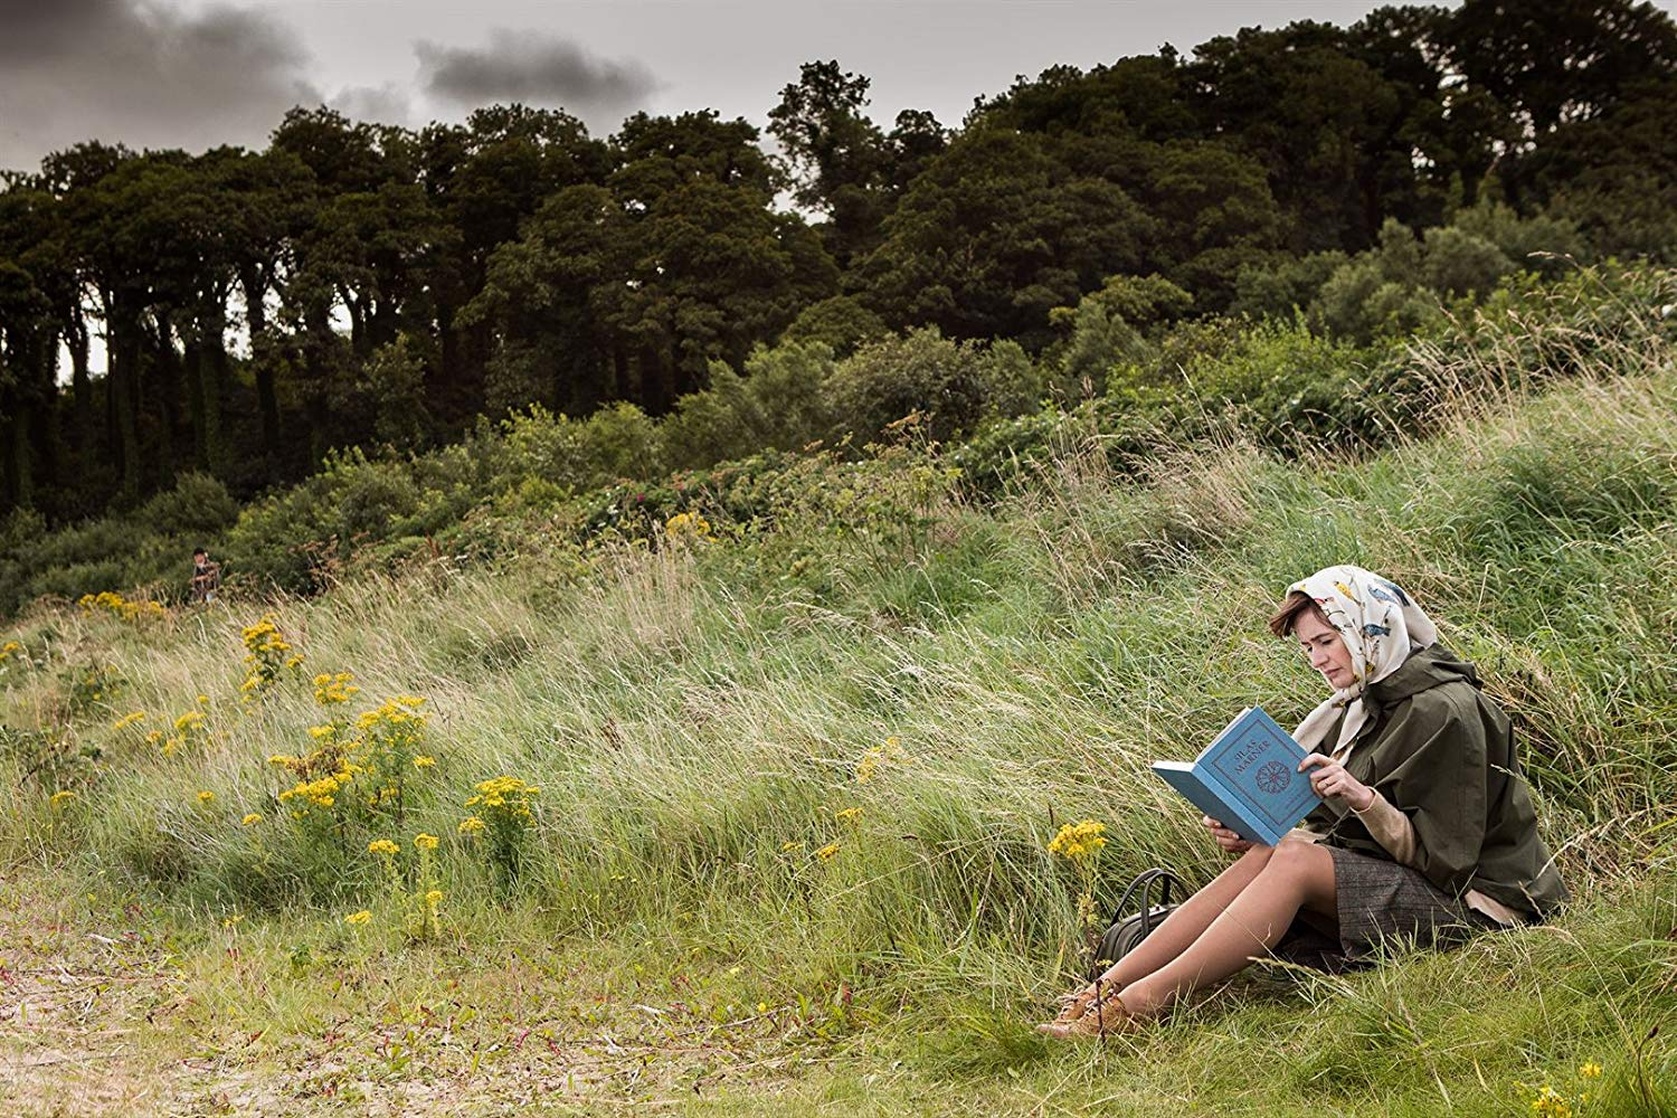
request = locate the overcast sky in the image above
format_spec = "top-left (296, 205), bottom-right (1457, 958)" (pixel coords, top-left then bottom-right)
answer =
top-left (4, 0), bottom-right (1675, 173)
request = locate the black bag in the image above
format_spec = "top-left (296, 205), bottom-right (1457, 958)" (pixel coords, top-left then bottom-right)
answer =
top-left (1089, 867), bottom-right (1185, 979)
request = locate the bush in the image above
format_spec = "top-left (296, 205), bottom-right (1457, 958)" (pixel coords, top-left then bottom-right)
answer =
top-left (661, 365), bottom-right (765, 472)
top-left (577, 402), bottom-right (662, 485)
top-left (137, 473), bottom-right (240, 540)
top-left (226, 450), bottom-right (424, 594)
top-left (781, 295), bottom-right (888, 356)
top-left (824, 327), bottom-right (989, 444)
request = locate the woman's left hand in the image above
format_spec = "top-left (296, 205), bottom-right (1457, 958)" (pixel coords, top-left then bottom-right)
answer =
top-left (1298, 754), bottom-right (1376, 811)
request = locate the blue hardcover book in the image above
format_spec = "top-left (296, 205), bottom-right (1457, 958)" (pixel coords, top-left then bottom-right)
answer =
top-left (1150, 707), bottom-right (1321, 846)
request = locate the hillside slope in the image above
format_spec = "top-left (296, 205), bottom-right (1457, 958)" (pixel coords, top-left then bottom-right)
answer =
top-left (1, 297), bottom-right (1674, 1114)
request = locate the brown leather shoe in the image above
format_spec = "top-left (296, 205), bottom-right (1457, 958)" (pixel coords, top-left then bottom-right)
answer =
top-left (1036, 982), bottom-right (1137, 1039)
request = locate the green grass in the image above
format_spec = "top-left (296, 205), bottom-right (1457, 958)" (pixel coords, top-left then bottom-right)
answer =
top-left (2, 306), bottom-right (1676, 1113)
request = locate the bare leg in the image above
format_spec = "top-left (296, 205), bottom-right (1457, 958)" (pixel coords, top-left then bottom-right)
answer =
top-left (1043, 844), bottom-right (1282, 1032)
top-left (1090, 844), bottom-right (1277, 992)
top-left (1116, 840), bottom-right (1338, 1019)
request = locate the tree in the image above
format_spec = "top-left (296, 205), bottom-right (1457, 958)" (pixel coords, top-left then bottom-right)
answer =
top-left (1444, 0), bottom-right (1677, 139)
top-left (768, 61), bottom-right (898, 266)
top-left (856, 128), bottom-right (1151, 347)
top-left (600, 112), bottom-right (837, 413)
top-left (419, 105), bottom-right (612, 426)
top-left (463, 183), bottom-right (623, 416)
top-left (1186, 20), bottom-right (1416, 252)
top-left (1521, 75), bottom-right (1677, 261)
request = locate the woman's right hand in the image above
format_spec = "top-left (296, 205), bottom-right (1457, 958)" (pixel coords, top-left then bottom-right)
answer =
top-left (1202, 815), bottom-right (1254, 854)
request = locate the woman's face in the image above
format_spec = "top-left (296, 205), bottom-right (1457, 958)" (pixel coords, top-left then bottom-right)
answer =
top-left (1294, 608), bottom-right (1356, 690)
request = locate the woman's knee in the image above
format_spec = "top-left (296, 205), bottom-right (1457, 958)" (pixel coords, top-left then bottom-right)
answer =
top-left (1262, 840), bottom-right (1334, 882)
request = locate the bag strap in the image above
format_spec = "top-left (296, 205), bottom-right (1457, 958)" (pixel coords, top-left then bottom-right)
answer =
top-left (1105, 867), bottom-right (1186, 934)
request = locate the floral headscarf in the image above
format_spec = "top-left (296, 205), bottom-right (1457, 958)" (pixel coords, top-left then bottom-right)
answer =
top-left (1287, 565), bottom-right (1439, 760)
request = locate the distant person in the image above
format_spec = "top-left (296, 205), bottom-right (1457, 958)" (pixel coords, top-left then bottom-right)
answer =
top-left (189, 547), bottom-right (222, 604)
top-left (1039, 565), bottom-right (1566, 1037)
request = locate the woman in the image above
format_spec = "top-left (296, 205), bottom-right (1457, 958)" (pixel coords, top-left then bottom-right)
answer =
top-left (1039, 565), bottom-right (1566, 1037)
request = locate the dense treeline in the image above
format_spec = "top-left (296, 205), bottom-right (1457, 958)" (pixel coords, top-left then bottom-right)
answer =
top-left (1, 0), bottom-right (1675, 526)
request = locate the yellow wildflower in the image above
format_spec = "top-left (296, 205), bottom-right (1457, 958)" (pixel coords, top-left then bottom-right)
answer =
top-left (464, 775), bottom-right (538, 817)
top-left (197, 790), bottom-right (215, 804)
top-left (457, 816), bottom-right (486, 836)
top-left (1047, 820), bottom-right (1107, 862)
top-left (174, 710), bottom-right (205, 732)
top-left (197, 694), bottom-right (210, 705)
top-left (344, 910), bottom-right (372, 926)
top-left (1529, 1084), bottom-right (1574, 1117)
top-left (665, 510), bottom-right (713, 539)
top-left (425, 889), bottom-right (443, 907)
top-left (111, 711), bottom-right (147, 731)
top-left (816, 841), bottom-right (841, 862)
top-left (414, 833), bottom-right (440, 851)
top-left (855, 735), bottom-right (911, 784)
top-left (312, 671), bottom-right (360, 705)
top-left (834, 806), bottom-right (863, 825)
top-left (1579, 1063), bottom-right (1602, 1079)
top-left (241, 813), bottom-right (261, 827)
top-left (367, 839), bottom-right (399, 856)
top-left (412, 755), bottom-right (435, 769)
top-left (49, 790), bottom-right (76, 808)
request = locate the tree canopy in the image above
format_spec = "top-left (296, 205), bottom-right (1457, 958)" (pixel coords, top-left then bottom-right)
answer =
top-left (2, 0), bottom-right (1674, 525)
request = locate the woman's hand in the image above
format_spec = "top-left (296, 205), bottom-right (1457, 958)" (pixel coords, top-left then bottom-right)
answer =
top-left (1298, 754), bottom-right (1376, 811)
top-left (1202, 815), bottom-right (1253, 854)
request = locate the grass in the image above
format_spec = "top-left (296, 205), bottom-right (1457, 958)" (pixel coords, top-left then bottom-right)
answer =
top-left (2, 296), bottom-right (1677, 1113)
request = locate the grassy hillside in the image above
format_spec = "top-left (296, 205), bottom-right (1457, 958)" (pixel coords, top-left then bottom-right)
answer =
top-left (0, 284), bottom-right (1674, 1114)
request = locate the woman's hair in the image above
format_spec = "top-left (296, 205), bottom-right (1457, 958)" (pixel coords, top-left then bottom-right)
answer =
top-left (1268, 590), bottom-right (1327, 639)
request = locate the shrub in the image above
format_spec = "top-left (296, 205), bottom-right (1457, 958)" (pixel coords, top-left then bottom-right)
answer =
top-left (824, 327), bottom-right (988, 444)
top-left (661, 365), bottom-right (764, 471)
top-left (781, 295), bottom-right (889, 356)
top-left (137, 472), bottom-right (240, 540)
top-left (226, 449), bottom-right (423, 594)
top-left (577, 402), bottom-right (662, 485)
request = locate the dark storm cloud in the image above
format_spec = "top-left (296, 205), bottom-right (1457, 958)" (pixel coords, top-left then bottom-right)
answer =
top-left (0, 0), bottom-right (320, 172)
top-left (417, 30), bottom-right (659, 111)
top-left (0, 0), bottom-right (117, 58)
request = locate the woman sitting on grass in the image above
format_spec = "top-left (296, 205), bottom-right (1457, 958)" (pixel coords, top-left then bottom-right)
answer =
top-left (1040, 565), bottom-right (1566, 1038)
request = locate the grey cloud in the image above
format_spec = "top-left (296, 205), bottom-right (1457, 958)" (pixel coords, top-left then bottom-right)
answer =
top-left (417, 30), bottom-right (659, 111)
top-left (0, 0), bottom-right (319, 172)
top-left (330, 84), bottom-right (416, 129)
top-left (0, 0), bottom-right (117, 59)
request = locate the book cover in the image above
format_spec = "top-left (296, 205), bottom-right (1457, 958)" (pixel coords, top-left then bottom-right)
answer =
top-left (1150, 706), bottom-right (1321, 846)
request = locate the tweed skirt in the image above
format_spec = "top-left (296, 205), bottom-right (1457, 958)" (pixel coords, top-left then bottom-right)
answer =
top-left (1273, 845), bottom-right (1500, 973)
